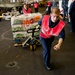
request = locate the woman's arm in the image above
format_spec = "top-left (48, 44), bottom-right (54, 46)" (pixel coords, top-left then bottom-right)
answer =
top-left (54, 38), bottom-right (63, 50)
top-left (36, 18), bottom-right (42, 29)
top-left (53, 28), bottom-right (65, 50)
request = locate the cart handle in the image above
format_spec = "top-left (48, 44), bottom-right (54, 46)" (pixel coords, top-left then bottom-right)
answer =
top-left (27, 28), bottom-right (40, 33)
top-left (27, 28), bottom-right (40, 37)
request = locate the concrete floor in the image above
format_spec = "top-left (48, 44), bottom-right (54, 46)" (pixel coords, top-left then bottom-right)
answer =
top-left (0, 8), bottom-right (75, 75)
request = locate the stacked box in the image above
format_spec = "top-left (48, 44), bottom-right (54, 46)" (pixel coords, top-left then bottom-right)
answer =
top-left (11, 13), bottom-right (42, 44)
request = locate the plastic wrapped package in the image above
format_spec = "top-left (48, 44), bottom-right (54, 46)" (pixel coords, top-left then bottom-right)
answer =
top-left (11, 13), bottom-right (42, 46)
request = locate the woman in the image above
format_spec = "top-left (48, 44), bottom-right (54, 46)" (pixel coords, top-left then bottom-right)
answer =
top-left (37, 7), bottom-right (65, 70)
top-left (34, 1), bottom-right (39, 13)
top-left (22, 4), bottom-right (32, 14)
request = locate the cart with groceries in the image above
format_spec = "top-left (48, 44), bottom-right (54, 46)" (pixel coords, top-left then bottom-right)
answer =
top-left (11, 13), bottom-right (42, 51)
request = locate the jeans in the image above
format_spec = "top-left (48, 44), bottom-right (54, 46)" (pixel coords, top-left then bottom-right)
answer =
top-left (63, 8), bottom-right (68, 20)
top-left (39, 36), bottom-right (54, 66)
top-left (70, 17), bottom-right (75, 32)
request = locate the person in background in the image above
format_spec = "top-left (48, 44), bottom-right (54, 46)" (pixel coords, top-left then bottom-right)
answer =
top-left (46, 1), bottom-right (52, 14)
top-left (18, 6), bottom-right (23, 14)
top-left (68, 0), bottom-right (73, 23)
top-left (22, 3), bottom-right (32, 14)
top-left (68, 0), bottom-right (75, 32)
top-left (62, 0), bottom-right (68, 21)
top-left (59, 0), bottom-right (64, 20)
top-left (37, 7), bottom-right (65, 71)
top-left (34, 1), bottom-right (39, 13)
top-left (52, 0), bottom-right (57, 8)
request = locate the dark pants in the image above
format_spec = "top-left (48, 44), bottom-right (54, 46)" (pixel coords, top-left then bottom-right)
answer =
top-left (34, 8), bottom-right (38, 13)
top-left (47, 6), bottom-right (51, 14)
top-left (70, 15), bottom-right (75, 32)
top-left (39, 36), bottom-right (54, 66)
top-left (63, 7), bottom-right (68, 20)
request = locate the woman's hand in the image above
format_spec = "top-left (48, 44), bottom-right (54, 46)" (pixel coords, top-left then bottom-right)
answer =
top-left (53, 44), bottom-right (60, 51)
top-left (53, 38), bottom-right (63, 51)
top-left (36, 25), bottom-right (41, 29)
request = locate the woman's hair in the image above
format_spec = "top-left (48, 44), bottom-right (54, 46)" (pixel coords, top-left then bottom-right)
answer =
top-left (51, 7), bottom-right (60, 15)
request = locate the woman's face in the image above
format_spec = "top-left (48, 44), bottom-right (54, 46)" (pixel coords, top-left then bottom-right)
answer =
top-left (24, 4), bottom-right (27, 9)
top-left (51, 13), bottom-right (59, 23)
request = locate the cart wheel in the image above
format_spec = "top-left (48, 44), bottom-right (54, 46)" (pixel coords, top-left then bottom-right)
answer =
top-left (33, 44), bottom-right (36, 50)
top-left (30, 44), bottom-right (36, 51)
top-left (30, 45), bottom-right (33, 51)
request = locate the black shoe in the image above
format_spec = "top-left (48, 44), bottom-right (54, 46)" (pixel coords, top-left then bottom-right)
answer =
top-left (45, 65), bottom-right (52, 71)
